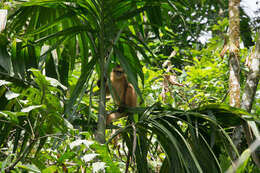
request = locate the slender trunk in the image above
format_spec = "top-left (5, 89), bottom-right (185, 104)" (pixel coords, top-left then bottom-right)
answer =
top-left (229, 0), bottom-right (240, 108)
top-left (241, 32), bottom-right (260, 168)
top-left (228, 0), bottom-right (260, 166)
top-left (228, 0), bottom-right (242, 160)
top-left (241, 34), bottom-right (260, 111)
top-left (96, 0), bottom-right (106, 144)
top-left (96, 55), bottom-right (106, 144)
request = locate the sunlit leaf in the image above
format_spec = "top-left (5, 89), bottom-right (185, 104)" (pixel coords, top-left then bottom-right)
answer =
top-left (5, 91), bottom-right (20, 100)
top-left (69, 139), bottom-right (94, 149)
top-left (0, 80), bottom-right (11, 86)
top-left (16, 164), bottom-right (41, 173)
top-left (82, 153), bottom-right (99, 163)
top-left (0, 111), bottom-right (26, 123)
top-left (21, 105), bottom-right (43, 113)
top-left (46, 77), bottom-right (67, 90)
top-left (92, 162), bottom-right (106, 173)
top-left (42, 165), bottom-right (58, 173)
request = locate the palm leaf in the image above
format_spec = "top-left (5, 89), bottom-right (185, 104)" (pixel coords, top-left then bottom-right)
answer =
top-left (108, 103), bottom-right (248, 172)
top-left (65, 57), bottom-right (97, 117)
top-left (114, 46), bottom-right (143, 101)
top-left (0, 41), bottom-right (11, 73)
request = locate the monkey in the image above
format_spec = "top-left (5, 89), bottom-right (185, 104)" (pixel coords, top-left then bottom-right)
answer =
top-left (104, 65), bottom-right (137, 125)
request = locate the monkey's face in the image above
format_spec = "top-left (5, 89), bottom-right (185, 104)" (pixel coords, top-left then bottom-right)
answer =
top-left (112, 67), bottom-right (125, 79)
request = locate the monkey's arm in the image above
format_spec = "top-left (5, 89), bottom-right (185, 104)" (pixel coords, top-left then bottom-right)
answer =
top-left (106, 84), bottom-right (137, 124)
top-left (125, 84), bottom-right (137, 107)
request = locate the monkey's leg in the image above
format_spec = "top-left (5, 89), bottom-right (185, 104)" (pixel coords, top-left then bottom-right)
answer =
top-left (106, 112), bottom-right (125, 125)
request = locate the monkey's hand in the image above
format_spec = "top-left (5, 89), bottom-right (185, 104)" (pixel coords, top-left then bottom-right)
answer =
top-left (106, 112), bottom-right (124, 125)
top-left (117, 104), bottom-right (127, 113)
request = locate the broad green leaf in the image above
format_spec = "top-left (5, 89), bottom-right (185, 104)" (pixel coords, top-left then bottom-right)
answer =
top-left (39, 36), bottom-right (67, 61)
top-left (5, 91), bottom-right (20, 100)
top-left (46, 77), bottom-right (67, 90)
top-left (0, 44), bottom-right (11, 73)
top-left (29, 68), bottom-right (50, 88)
top-left (0, 111), bottom-right (26, 117)
top-left (92, 162), bottom-right (106, 172)
top-left (194, 104), bottom-right (247, 127)
top-left (57, 151), bottom-right (76, 163)
top-left (17, 164), bottom-right (41, 173)
top-left (24, 11), bottom-right (76, 36)
top-left (82, 153), bottom-right (99, 163)
top-left (42, 165), bottom-right (59, 173)
top-left (11, 40), bottom-right (26, 78)
top-left (0, 80), bottom-right (11, 86)
top-left (21, 105), bottom-right (43, 113)
top-left (69, 139), bottom-right (94, 149)
top-left (0, 111), bottom-right (26, 123)
top-left (146, 2), bottom-right (162, 38)
top-left (34, 26), bottom-right (95, 44)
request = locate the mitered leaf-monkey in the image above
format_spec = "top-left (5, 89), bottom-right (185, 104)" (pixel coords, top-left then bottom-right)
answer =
top-left (106, 65), bottom-right (137, 124)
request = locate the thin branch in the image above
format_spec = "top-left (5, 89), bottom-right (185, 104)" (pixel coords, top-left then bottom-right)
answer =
top-left (131, 123), bottom-right (137, 165)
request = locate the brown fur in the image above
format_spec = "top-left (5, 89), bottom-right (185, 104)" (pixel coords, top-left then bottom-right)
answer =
top-left (106, 66), bottom-right (137, 124)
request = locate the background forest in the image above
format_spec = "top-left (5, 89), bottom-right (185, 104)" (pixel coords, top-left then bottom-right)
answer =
top-left (0, 0), bottom-right (260, 172)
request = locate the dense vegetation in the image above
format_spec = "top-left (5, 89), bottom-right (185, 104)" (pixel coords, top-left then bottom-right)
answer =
top-left (0, 0), bottom-right (260, 172)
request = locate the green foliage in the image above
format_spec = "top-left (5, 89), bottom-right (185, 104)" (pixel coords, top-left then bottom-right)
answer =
top-left (185, 51), bottom-right (229, 105)
top-left (36, 136), bottom-right (121, 173)
top-left (0, 0), bottom-right (260, 172)
top-left (0, 69), bottom-right (68, 171)
top-left (105, 103), bottom-right (255, 173)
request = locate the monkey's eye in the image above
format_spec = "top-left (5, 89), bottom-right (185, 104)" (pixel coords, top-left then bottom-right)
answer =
top-left (113, 70), bottom-right (124, 75)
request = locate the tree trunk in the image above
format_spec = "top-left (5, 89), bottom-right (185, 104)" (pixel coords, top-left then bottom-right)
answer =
top-left (228, 0), bottom-right (242, 161)
top-left (229, 0), bottom-right (240, 108)
top-left (241, 33), bottom-right (260, 111)
top-left (241, 32), bottom-right (260, 168)
top-left (96, 0), bottom-right (106, 144)
top-left (228, 0), bottom-right (260, 165)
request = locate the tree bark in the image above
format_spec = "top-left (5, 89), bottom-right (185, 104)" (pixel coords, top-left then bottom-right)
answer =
top-left (241, 34), bottom-right (260, 112)
top-left (241, 32), bottom-right (260, 168)
top-left (96, 0), bottom-right (106, 144)
top-left (229, 0), bottom-right (240, 108)
top-left (228, 0), bottom-right (242, 161)
top-left (228, 1), bottom-right (260, 168)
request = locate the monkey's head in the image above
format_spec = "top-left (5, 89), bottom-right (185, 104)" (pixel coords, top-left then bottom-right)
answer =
top-left (112, 66), bottom-right (125, 79)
